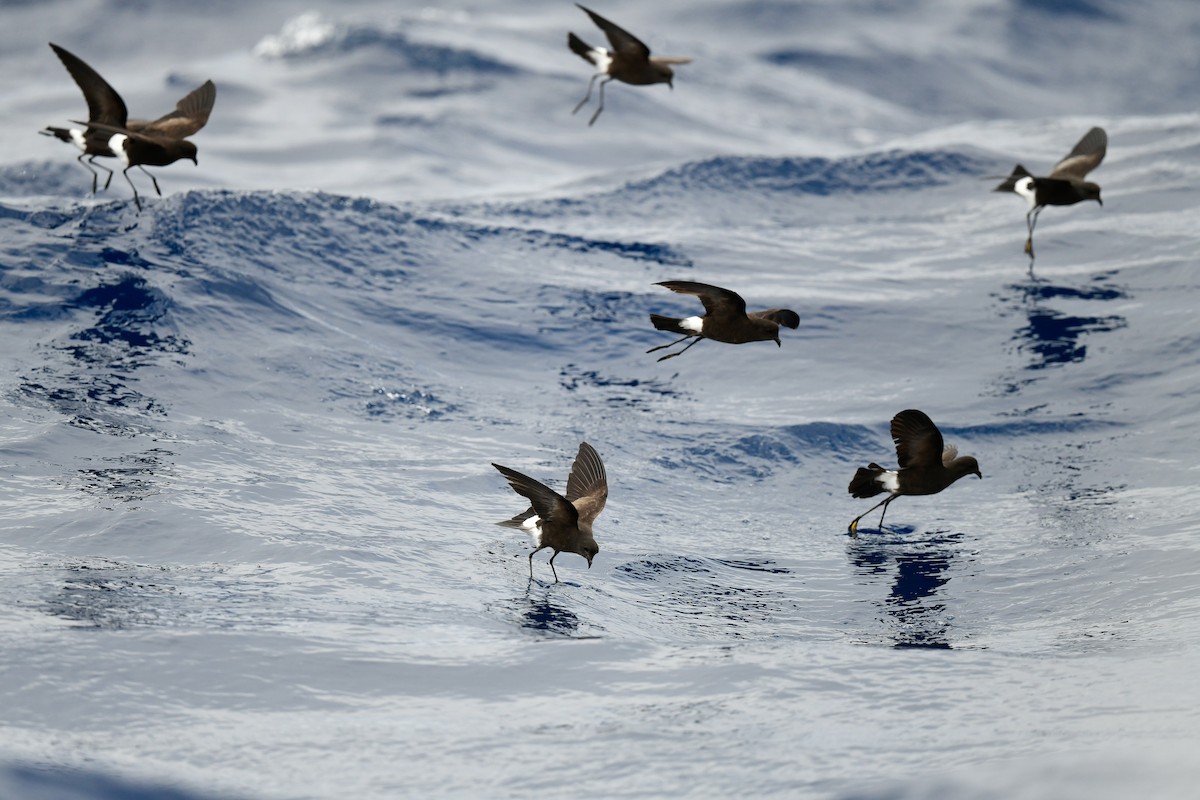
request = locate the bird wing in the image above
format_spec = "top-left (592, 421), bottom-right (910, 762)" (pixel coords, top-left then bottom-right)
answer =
top-left (941, 444), bottom-right (958, 466)
top-left (651, 56), bottom-right (692, 65)
top-left (1049, 127), bottom-right (1106, 180)
top-left (656, 281), bottom-right (747, 320)
top-left (49, 43), bottom-right (128, 127)
top-left (890, 409), bottom-right (944, 469)
top-left (71, 120), bottom-right (169, 145)
top-left (748, 308), bottom-right (800, 329)
top-left (564, 442), bottom-right (608, 523)
top-left (141, 80), bottom-right (216, 138)
top-left (492, 463), bottom-right (578, 527)
top-left (577, 4), bottom-right (651, 59)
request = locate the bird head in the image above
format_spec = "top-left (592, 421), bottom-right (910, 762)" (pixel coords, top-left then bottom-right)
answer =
top-left (177, 140), bottom-right (199, 165)
top-left (581, 540), bottom-right (599, 568)
top-left (1081, 181), bottom-right (1102, 206)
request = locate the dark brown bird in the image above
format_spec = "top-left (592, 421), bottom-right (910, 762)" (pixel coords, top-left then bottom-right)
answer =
top-left (568, 4), bottom-right (692, 126)
top-left (493, 441), bottom-right (607, 582)
top-left (647, 280), bottom-right (800, 361)
top-left (41, 43), bottom-right (216, 199)
top-left (847, 409), bottom-right (982, 537)
top-left (993, 127), bottom-right (1106, 263)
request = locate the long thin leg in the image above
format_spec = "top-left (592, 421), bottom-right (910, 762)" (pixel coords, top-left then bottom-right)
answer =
top-left (137, 165), bottom-right (162, 197)
top-left (1025, 206), bottom-right (1042, 261)
top-left (88, 155), bottom-right (114, 191)
top-left (528, 544), bottom-right (549, 580)
top-left (572, 73), bottom-right (600, 115)
top-left (646, 334), bottom-right (694, 355)
top-left (588, 78), bottom-right (611, 126)
top-left (655, 336), bottom-right (703, 362)
top-left (848, 494), bottom-right (895, 537)
top-left (547, 551), bottom-right (560, 583)
top-left (77, 154), bottom-right (100, 194)
top-left (123, 166), bottom-right (143, 211)
top-left (877, 496), bottom-right (894, 530)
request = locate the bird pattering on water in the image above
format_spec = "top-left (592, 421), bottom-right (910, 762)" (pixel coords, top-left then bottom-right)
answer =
top-left (41, 43), bottom-right (215, 209)
top-left (647, 280), bottom-right (800, 361)
top-left (848, 409), bottom-right (982, 536)
top-left (493, 442), bottom-right (607, 583)
top-left (993, 127), bottom-right (1106, 264)
top-left (568, 4), bottom-right (692, 126)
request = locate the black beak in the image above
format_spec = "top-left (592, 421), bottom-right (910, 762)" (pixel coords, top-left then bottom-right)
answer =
top-left (976, 472), bottom-right (983, 479)
top-left (1096, 198), bottom-right (1103, 207)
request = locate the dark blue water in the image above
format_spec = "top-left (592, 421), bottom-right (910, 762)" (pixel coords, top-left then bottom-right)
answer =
top-left (2, 2), bottom-right (1200, 798)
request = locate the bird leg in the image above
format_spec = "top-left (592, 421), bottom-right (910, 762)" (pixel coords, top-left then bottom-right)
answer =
top-left (848, 495), bottom-right (895, 538)
top-left (138, 165), bottom-right (162, 197)
top-left (528, 544), bottom-right (549, 580)
top-left (588, 78), bottom-right (612, 126)
top-left (77, 154), bottom-right (101, 194)
top-left (646, 334), bottom-right (694, 355)
top-left (89, 155), bottom-right (114, 190)
top-left (878, 496), bottom-right (894, 530)
top-left (1025, 207), bottom-right (1043, 261)
top-left (123, 166), bottom-right (143, 211)
top-left (572, 73), bottom-right (600, 116)
top-left (654, 336), bottom-right (703, 362)
top-left (547, 551), bottom-right (561, 583)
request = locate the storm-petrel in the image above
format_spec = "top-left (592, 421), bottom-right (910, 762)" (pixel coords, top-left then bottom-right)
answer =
top-left (568, 5), bottom-right (691, 126)
top-left (848, 409), bottom-right (982, 536)
top-left (993, 127), bottom-right (1106, 263)
top-left (42, 43), bottom-right (215, 205)
top-left (493, 441), bottom-right (607, 583)
top-left (647, 280), bottom-right (800, 361)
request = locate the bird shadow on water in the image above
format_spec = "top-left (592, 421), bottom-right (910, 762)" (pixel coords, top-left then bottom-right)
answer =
top-left (494, 584), bottom-right (599, 639)
top-left (848, 527), bottom-right (965, 649)
top-left (991, 271), bottom-right (1128, 394)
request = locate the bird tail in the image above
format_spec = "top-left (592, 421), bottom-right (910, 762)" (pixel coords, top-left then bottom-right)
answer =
top-left (993, 164), bottom-right (1032, 193)
top-left (650, 314), bottom-right (690, 335)
top-left (849, 464), bottom-right (887, 498)
top-left (497, 507), bottom-right (536, 529)
top-left (41, 126), bottom-right (73, 143)
top-left (568, 33), bottom-right (597, 64)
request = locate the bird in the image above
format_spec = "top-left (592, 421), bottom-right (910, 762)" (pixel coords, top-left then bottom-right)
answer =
top-left (567, 4), bottom-right (692, 126)
top-left (847, 409), bottom-right (982, 537)
top-left (493, 441), bottom-right (607, 583)
top-left (41, 43), bottom-right (215, 206)
top-left (993, 127), bottom-right (1106, 263)
top-left (647, 280), bottom-right (801, 361)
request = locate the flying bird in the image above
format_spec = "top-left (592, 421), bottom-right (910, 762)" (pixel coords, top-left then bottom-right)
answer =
top-left (41, 43), bottom-right (215, 206)
top-left (647, 280), bottom-right (800, 361)
top-left (567, 4), bottom-right (692, 126)
top-left (493, 441), bottom-right (607, 583)
top-left (847, 409), bottom-right (982, 536)
top-left (993, 127), bottom-right (1106, 263)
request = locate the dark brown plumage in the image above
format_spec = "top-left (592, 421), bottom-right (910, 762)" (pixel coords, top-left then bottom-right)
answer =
top-left (41, 43), bottom-right (216, 199)
top-left (993, 127), bottom-right (1106, 262)
top-left (647, 280), bottom-right (800, 361)
top-left (493, 442), bottom-right (607, 582)
top-left (847, 409), bottom-right (982, 536)
top-left (568, 5), bottom-right (692, 125)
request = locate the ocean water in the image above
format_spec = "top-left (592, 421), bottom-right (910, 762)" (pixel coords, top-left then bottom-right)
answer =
top-left (2, 1), bottom-right (1200, 798)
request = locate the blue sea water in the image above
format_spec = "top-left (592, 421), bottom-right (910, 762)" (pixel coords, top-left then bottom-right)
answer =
top-left (2, 1), bottom-right (1200, 798)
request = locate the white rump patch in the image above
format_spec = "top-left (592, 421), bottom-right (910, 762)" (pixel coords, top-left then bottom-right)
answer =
top-left (106, 134), bottom-right (130, 166)
top-left (1014, 176), bottom-right (1037, 206)
top-left (879, 471), bottom-right (900, 493)
top-left (68, 129), bottom-right (88, 152)
top-left (680, 316), bottom-right (704, 334)
top-left (590, 48), bottom-right (612, 73)
top-left (522, 515), bottom-right (542, 545)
